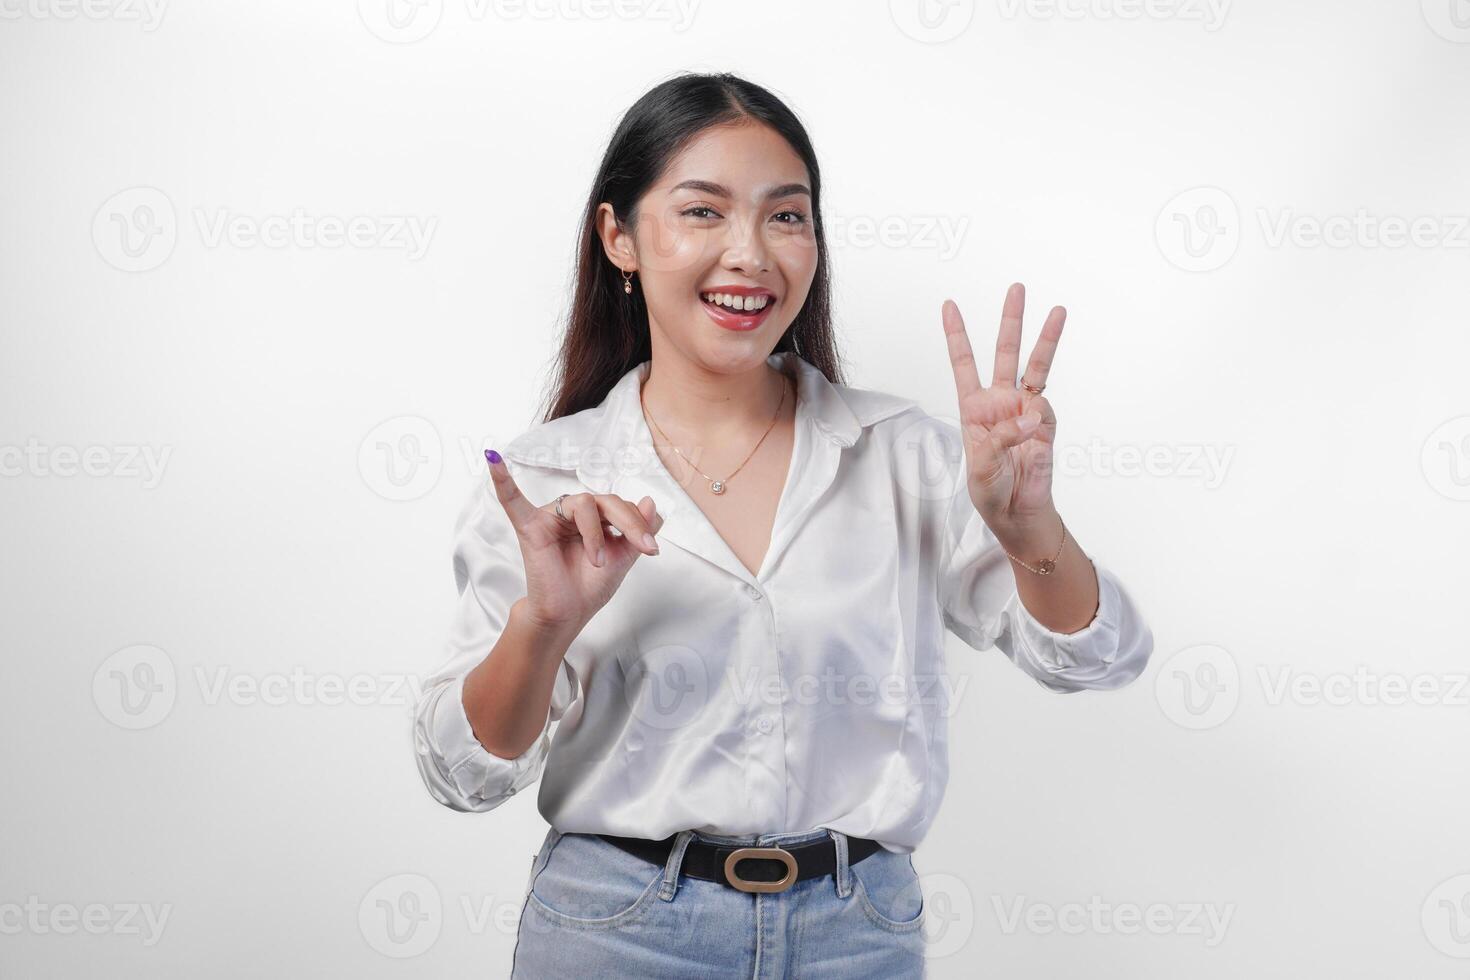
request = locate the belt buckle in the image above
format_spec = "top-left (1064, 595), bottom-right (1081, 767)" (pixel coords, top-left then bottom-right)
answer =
top-left (723, 846), bottom-right (798, 894)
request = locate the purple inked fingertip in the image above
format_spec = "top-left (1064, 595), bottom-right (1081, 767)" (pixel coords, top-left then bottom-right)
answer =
top-left (485, 449), bottom-right (501, 466)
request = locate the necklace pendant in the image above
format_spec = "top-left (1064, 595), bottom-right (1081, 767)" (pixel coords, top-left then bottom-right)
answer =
top-left (710, 480), bottom-right (725, 495)
top-left (1037, 558), bottom-right (1056, 575)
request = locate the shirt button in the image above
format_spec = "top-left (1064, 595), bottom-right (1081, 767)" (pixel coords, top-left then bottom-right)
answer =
top-left (746, 586), bottom-right (763, 601)
top-left (757, 715), bottom-right (775, 734)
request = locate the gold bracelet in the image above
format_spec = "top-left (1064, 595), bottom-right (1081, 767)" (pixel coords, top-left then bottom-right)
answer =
top-left (1002, 515), bottom-right (1067, 575)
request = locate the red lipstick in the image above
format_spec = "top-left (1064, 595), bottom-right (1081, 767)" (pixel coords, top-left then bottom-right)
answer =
top-left (699, 285), bottom-right (776, 332)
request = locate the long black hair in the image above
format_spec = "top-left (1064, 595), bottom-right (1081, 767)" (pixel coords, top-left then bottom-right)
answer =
top-left (537, 71), bottom-right (843, 424)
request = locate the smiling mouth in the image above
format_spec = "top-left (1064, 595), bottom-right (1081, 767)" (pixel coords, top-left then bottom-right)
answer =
top-left (699, 290), bottom-right (773, 314)
top-left (699, 292), bottom-right (776, 330)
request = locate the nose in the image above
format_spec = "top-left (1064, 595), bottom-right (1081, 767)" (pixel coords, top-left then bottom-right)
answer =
top-left (720, 212), bottom-right (772, 276)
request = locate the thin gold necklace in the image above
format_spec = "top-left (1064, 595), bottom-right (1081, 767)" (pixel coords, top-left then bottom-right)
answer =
top-left (640, 371), bottom-right (791, 495)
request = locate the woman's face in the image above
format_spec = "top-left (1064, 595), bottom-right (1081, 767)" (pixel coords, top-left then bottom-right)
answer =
top-left (599, 121), bottom-right (819, 374)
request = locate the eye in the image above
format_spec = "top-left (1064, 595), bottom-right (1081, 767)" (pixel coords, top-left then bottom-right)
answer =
top-left (681, 205), bottom-right (720, 220)
top-left (772, 209), bottom-right (808, 226)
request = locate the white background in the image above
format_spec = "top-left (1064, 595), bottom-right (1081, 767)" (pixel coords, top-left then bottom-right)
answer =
top-left (3, 1), bottom-right (1469, 976)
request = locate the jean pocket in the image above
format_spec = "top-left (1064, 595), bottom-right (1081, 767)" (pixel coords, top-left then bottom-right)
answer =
top-left (526, 832), bottom-right (666, 930)
top-left (849, 850), bottom-right (926, 933)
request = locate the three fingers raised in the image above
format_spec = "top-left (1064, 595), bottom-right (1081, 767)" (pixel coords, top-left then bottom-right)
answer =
top-left (942, 283), bottom-right (1068, 397)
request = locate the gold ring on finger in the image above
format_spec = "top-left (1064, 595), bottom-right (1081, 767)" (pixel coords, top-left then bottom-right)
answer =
top-left (1020, 378), bottom-right (1045, 394)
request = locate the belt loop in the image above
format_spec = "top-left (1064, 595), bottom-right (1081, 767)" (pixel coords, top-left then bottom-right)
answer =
top-left (830, 830), bottom-right (852, 899)
top-left (658, 831), bottom-right (696, 902)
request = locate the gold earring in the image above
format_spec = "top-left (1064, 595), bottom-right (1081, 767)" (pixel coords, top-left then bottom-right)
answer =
top-left (622, 268), bottom-right (634, 295)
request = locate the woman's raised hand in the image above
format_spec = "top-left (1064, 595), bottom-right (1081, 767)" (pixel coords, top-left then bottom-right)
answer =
top-left (483, 449), bottom-right (663, 632)
top-left (941, 282), bottom-right (1065, 536)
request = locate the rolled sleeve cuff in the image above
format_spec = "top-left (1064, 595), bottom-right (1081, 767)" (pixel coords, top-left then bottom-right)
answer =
top-left (1004, 556), bottom-right (1128, 685)
top-left (419, 674), bottom-right (546, 811)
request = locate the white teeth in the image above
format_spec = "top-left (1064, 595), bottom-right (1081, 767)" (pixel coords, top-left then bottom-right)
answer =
top-left (702, 291), bottom-right (769, 312)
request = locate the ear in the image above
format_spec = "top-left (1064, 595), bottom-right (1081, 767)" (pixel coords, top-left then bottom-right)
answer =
top-left (595, 202), bottom-right (636, 273)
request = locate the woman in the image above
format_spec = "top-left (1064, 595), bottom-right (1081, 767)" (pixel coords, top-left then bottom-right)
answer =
top-left (412, 71), bottom-right (1153, 978)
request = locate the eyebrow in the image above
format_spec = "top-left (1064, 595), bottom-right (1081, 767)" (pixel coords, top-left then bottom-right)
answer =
top-left (668, 179), bottom-right (811, 200)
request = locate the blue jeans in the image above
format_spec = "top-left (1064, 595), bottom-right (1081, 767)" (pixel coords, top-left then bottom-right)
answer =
top-left (510, 826), bottom-right (927, 978)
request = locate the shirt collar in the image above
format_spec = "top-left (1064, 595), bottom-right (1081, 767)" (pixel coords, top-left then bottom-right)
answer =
top-left (502, 350), bottom-right (915, 486)
top-left (502, 350), bottom-right (917, 586)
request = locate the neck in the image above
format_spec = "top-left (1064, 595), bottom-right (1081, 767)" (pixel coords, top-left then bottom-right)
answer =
top-left (639, 351), bottom-right (792, 445)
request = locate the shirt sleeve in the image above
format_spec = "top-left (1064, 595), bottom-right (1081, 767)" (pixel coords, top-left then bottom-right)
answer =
top-left (935, 453), bottom-right (1153, 693)
top-left (412, 473), bottom-right (579, 812)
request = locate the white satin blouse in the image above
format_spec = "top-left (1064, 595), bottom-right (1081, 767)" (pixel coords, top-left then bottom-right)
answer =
top-left (411, 351), bottom-right (1153, 854)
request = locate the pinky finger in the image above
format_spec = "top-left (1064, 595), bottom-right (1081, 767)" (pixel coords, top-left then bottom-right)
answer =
top-left (988, 412), bottom-right (1044, 451)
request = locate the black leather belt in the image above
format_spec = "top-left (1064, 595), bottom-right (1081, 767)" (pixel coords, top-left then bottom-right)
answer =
top-left (596, 831), bottom-right (882, 894)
